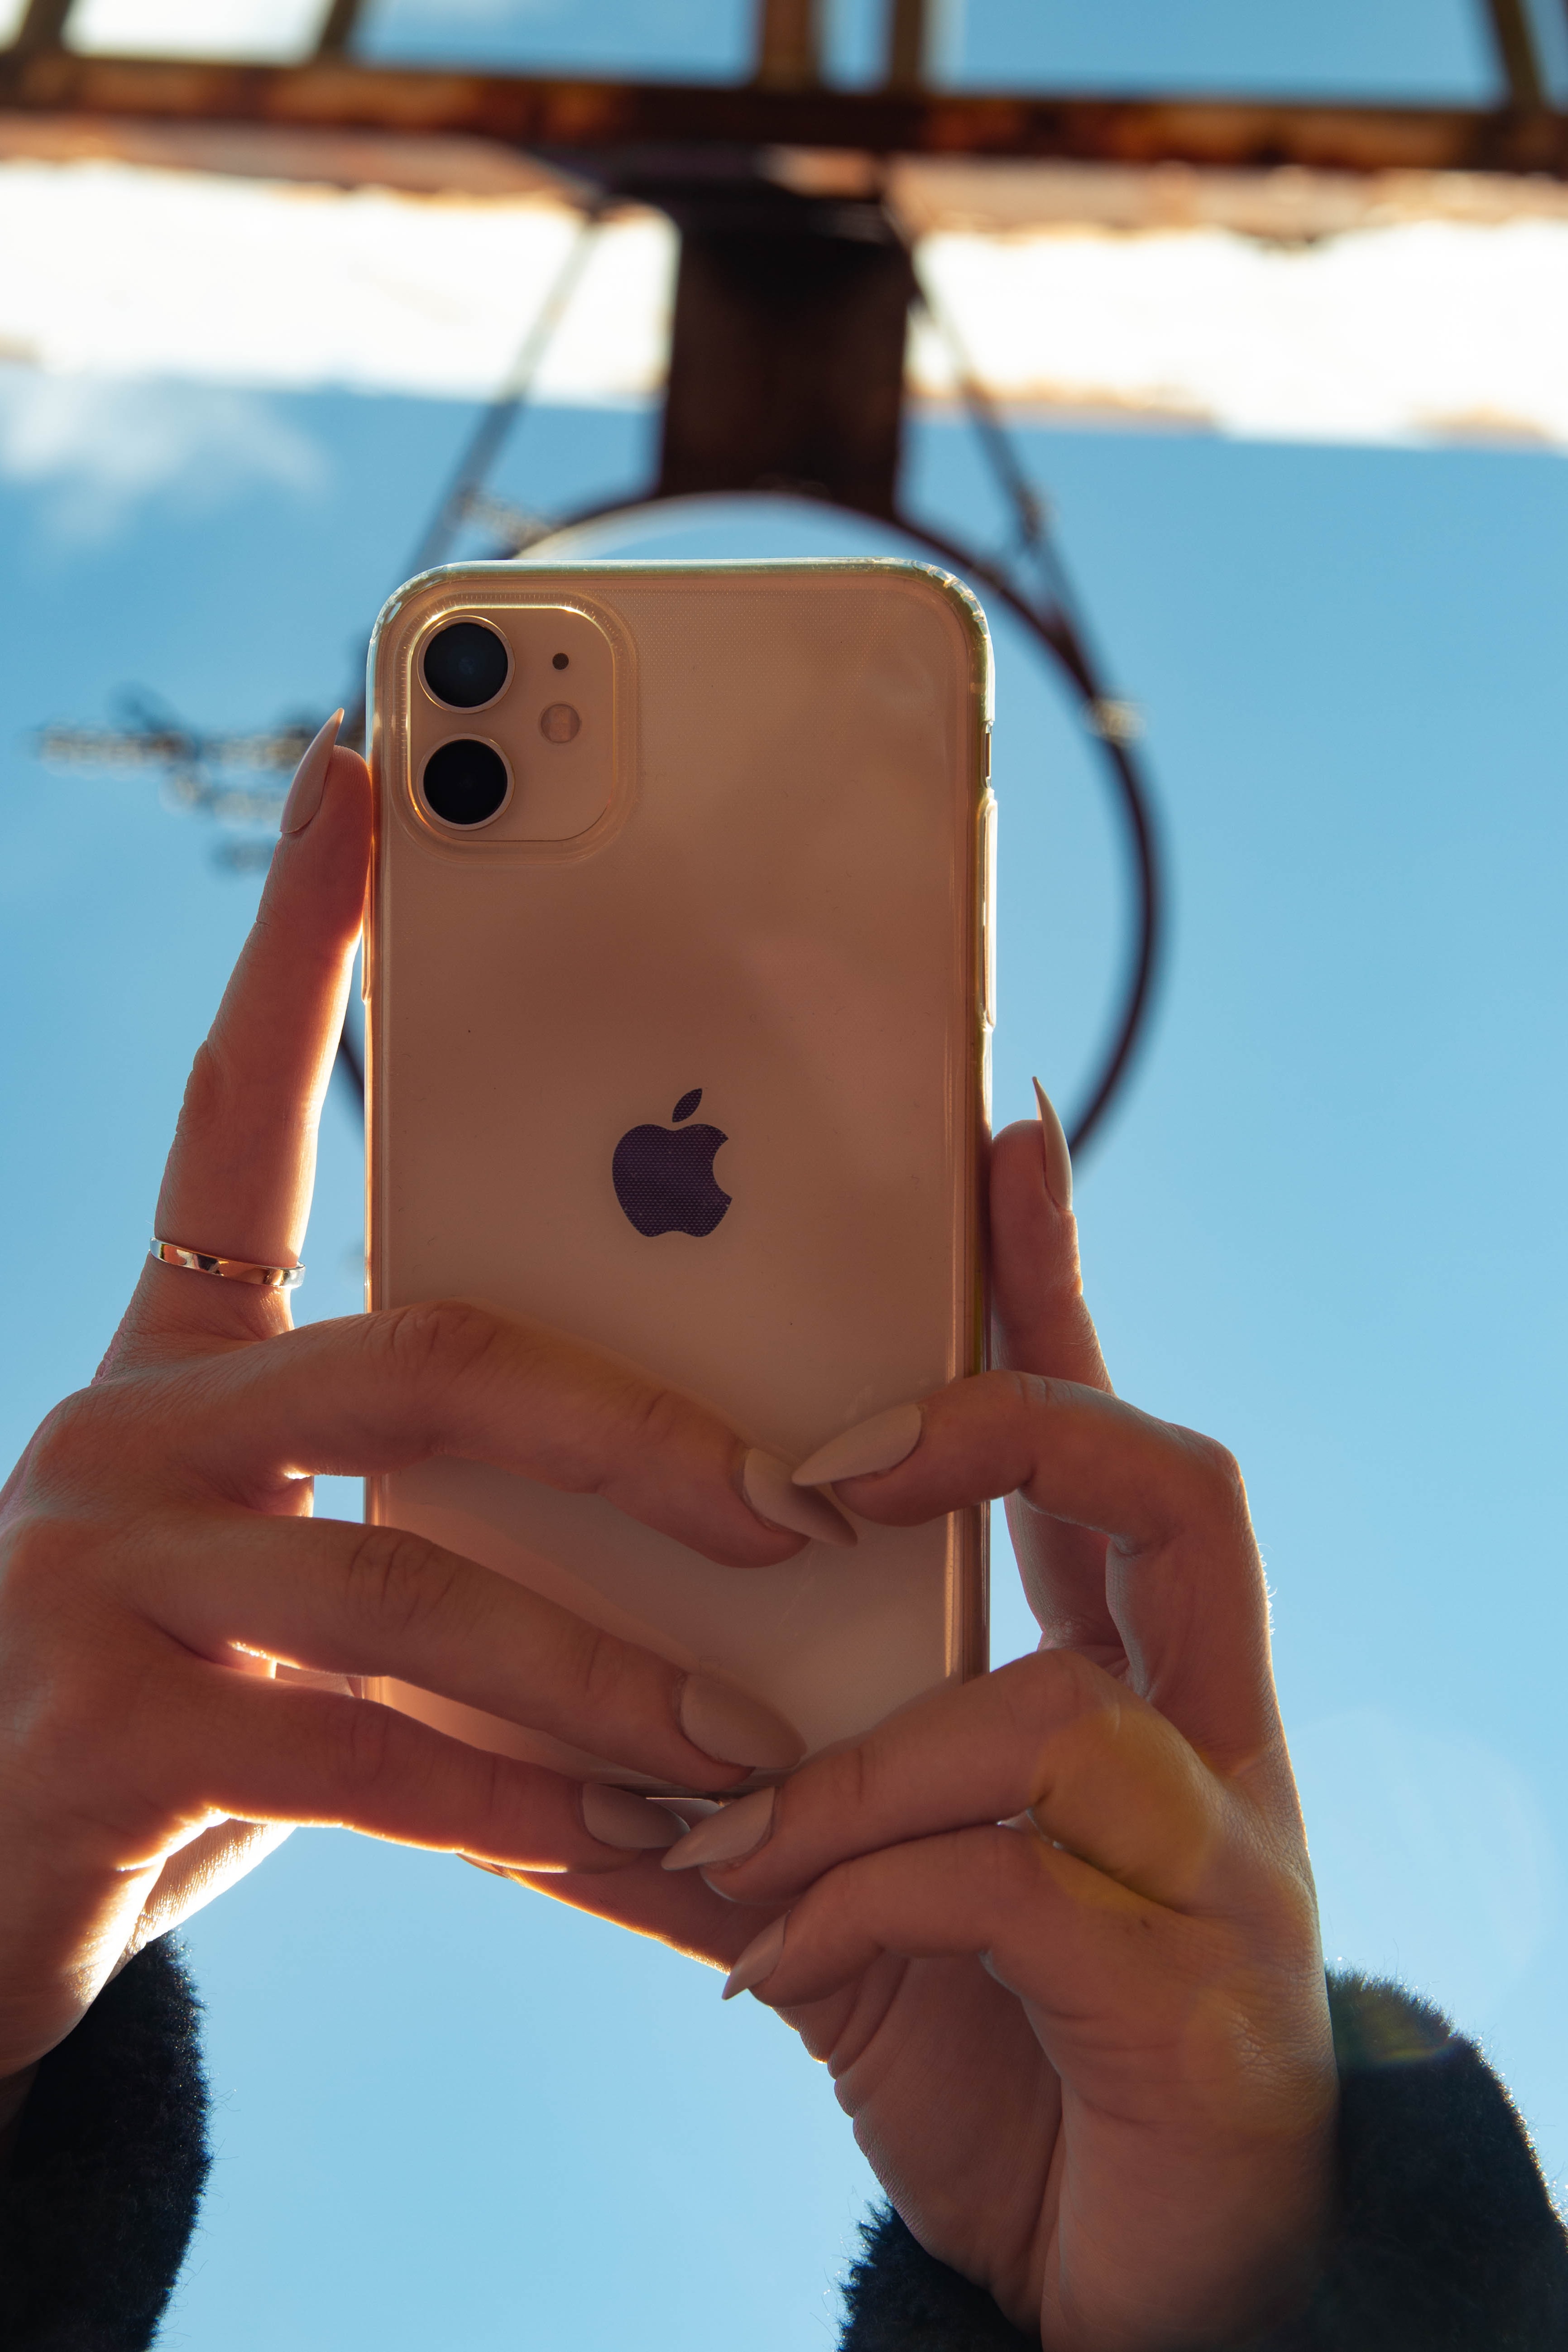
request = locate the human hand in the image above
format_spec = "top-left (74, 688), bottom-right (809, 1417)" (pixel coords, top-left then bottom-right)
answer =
top-left (0, 718), bottom-right (810, 2088)
top-left (517, 1111), bottom-right (1337, 2351)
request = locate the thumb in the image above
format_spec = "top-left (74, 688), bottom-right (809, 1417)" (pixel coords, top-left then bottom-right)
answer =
top-left (990, 1089), bottom-right (1111, 1391)
top-left (990, 1094), bottom-right (1117, 1660)
top-left (120, 1819), bottom-right (295, 1967)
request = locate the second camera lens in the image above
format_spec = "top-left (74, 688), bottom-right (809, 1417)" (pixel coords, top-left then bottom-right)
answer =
top-left (422, 739), bottom-right (510, 827)
top-left (422, 620), bottom-right (510, 709)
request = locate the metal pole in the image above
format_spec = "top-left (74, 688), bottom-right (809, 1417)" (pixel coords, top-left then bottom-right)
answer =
top-left (315, 0), bottom-right (367, 57)
top-left (7, 0), bottom-right (75, 54)
top-left (754, 0), bottom-right (821, 89)
top-left (885, 0), bottom-right (930, 91)
top-left (1486, 0), bottom-right (1546, 103)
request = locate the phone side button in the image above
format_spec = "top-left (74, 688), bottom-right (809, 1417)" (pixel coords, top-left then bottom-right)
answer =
top-left (979, 790), bottom-right (998, 1032)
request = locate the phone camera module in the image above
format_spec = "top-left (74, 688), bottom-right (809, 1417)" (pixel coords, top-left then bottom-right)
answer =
top-left (422, 739), bottom-right (510, 828)
top-left (423, 620), bottom-right (510, 710)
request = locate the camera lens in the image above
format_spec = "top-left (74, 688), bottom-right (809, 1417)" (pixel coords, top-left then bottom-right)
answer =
top-left (422, 739), bottom-right (510, 828)
top-left (422, 621), bottom-right (510, 710)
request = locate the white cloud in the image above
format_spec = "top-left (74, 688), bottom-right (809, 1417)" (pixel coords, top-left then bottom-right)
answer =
top-left (6, 156), bottom-right (1568, 449)
top-left (67, 0), bottom-right (331, 59)
top-left (914, 218), bottom-right (1568, 444)
top-left (0, 368), bottom-right (326, 539)
top-left (0, 163), bottom-right (673, 403)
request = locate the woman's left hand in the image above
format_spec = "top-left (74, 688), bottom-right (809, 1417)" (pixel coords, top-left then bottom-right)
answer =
top-left (512, 1121), bottom-right (1337, 2352)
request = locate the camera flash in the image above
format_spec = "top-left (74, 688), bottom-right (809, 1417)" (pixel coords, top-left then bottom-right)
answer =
top-left (540, 703), bottom-right (580, 744)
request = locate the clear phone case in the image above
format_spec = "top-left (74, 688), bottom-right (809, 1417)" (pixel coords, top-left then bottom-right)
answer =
top-left (364, 559), bottom-right (994, 1790)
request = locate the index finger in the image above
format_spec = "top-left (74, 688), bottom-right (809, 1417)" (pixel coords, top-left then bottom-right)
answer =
top-left (667, 1648), bottom-right (1232, 1915)
top-left (131, 716), bottom-right (368, 1353)
top-left (126, 1301), bottom-right (842, 1568)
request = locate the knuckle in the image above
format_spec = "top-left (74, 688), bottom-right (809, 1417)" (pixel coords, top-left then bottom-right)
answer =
top-left (19, 1390), bottom-right (104, 1498)
top-left (581, 1378), bottom-right (693, 1505)
top-left (988, 1367), bottom-right (1055, 1433)
top-left (467, 1743), bottom-right (520, 1844)
top-left (1010, 1642), bottom-right (1115, 1730)
top-left (1004, 1647), bottom-right (1127, 1791)
top-left (1, 1599), bottom-right (171, 1835)
top-left (172, 1038), bottom-right (230, 1149)
top-left (604, 1380), bottom-right (686, 1469)
top-left (811, 1733), bottom-right (878, 1829)
top-left (0, 1508), bottom-right (87, 1613)
top-left (1177, 1428), bottom-right (1251, 1521)
top-left (371, 1298), bottom-right (506, 1390)
top-left (331, 1693), bottom-right (399, 1795)
top-left (565, 1619), bottom-right (635, 1719)
top-left (341, 1524), bottom-right (461, 1644)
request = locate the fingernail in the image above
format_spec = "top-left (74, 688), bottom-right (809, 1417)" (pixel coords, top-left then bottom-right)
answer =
top-left (1032, 1077), bottom-right (1073, 1214)
top-left (279, 710), bottom-right (343, 836)
top-left (679, 1672), bottom-right (805, 1772)
top-left (580, 1782), bottom-right (683, 1851)
top-left (792, 1402), bottom-right (922, 1488)
top-left (742, 1449), bottom-right (856, 1547)
top-left (657, 1797), bottom-right (723, 1829)
top-left (722, 1915), bottom-right (787, 2001)
top-left (662, 1786), bottom-right (776, 1872)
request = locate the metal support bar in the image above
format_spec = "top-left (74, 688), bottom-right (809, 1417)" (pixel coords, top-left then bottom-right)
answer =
top-left (1485, 0), bottom-right (1546, 104)
top-left (754, 0), bottom-right (821, 89)
top-left (649, 177), bottom-right (913, 515)
top-left (3, 55), bottom-right (1568, 176)
top-left (7, 0), bottom-right (75, 56)
top-left (885, 0), bottom-right (931, 92)
top-left (315, 0), bottom-right (367, 58)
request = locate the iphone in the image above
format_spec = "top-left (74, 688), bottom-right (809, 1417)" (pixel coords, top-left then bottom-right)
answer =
top-left (362, 558), bottom-right (994, 1790)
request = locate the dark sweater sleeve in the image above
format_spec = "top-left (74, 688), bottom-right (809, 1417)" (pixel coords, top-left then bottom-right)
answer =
top-left (839, 1972), bottom-right (1568, 2352)
top-left (0, 1939), bottom-right (211, 2351)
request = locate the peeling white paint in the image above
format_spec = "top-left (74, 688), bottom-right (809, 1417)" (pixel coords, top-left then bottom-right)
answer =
top-left (4, 155), bottom-right (1568, 449)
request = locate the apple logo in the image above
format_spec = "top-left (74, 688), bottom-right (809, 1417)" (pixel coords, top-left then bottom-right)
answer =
top-left (613, 1088), bottom-right (732, 1238)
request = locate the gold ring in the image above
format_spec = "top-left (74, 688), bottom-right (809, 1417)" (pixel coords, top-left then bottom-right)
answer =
top-left (149, 1238), bottom-right (304, 1290)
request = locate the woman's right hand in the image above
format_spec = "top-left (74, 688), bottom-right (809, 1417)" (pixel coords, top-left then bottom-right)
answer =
top-left (0, 723), bottom-right (809, 2094)
top-left (507, 1120), bottom-right (1337, 2351)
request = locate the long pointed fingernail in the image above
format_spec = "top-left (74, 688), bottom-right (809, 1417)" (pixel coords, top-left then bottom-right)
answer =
top-left (1032, 1077), bottom-right (1073, 1213)
top-left (662, 1786), bottom-right (776, 1872)
top-left (722, 1915), bottom-right (788, 2000)
top-left (792, 1402), bottom-right (922, 1488)
top-left (580, 1783), bottom-right (683, 1851)
top-left (280, 710), bottom-right (343, 836)
top-left (679, 1673), bottom-right (805, 1771)
top-left (742, 1449), bottom-right (856, 1547)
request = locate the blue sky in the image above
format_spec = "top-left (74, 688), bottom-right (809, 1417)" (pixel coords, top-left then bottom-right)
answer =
top-left (360, 0), bottom-right (1493, 97)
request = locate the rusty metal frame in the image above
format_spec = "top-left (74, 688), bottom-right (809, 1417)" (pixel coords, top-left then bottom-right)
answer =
top-left (1487, 0), bottom-right (1548, 103)
top-left (5, 48), bottom-right (1568, 178)
top-left (5, 0), bottom-right (1568, 182)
